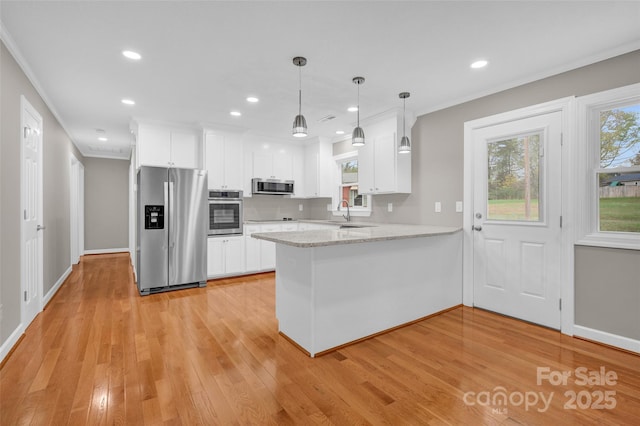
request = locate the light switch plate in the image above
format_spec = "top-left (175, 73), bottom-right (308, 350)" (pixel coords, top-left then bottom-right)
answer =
top-left (435, 201), bottom-right (442, 213)
top-left (456, 201), bottom-right (463, 212)
top-left (388, 203), bottom-right (393, 212)
top-left (327, 204), bottom-right (332, 211)
top-left (299, 204), bottom-right (303, 212)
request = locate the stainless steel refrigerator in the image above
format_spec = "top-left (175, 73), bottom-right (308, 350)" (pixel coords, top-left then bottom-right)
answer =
top-left (136, 166), bottom-right (208, 295)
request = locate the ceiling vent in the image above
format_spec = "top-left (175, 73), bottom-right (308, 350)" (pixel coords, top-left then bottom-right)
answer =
top-left (318, 114), bottom-right (336, 123)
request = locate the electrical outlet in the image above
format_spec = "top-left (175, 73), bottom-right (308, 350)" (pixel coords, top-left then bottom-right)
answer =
top-left (299, 204), bottom-right (303, 212)
top-left (435, 202), bottom-right (442, 213)
top-left (388, 203), bottom-right (393, 212)
top-left (456, 201), bottom-right (463, 212)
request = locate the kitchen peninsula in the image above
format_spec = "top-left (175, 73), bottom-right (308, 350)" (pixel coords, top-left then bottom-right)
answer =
top-left (252, 224), bottom-right (463, 357)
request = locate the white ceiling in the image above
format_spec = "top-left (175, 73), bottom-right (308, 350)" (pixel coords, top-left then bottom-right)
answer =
top-left (1, 1), bottom-right (639, 160)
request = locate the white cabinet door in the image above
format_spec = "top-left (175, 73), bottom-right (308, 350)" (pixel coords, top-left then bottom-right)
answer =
top-left (206, 133), bottom-right (244, 190)
top-left (207, 238), bottom-right (225, 277)
top-left (273, 152), bottom-right (293, 180)
top-left (205, 134), bottom-right (225, 189)
top-left (224, 236), bottom-right (245, 274)
top-left (373, 133), bottom-right (396, 193)
top-left (260, 223), bottom-right (280, 270)
top-left (224, 138), bottom-right (244, 189)
top-left (138, 126), bottom-right (172, 167)
top-left (208, 236), bottom-right (246, 277)
top-left (253, 152), bottom-right (273, 179)
top-left (170, 131), bottom-right (199, 169)
top-left (358, 140), bottom-right (376, 194)
top-left (253, 152), bottom-right (293, 180)
top-left (245, 229), bottom-right (261, 272)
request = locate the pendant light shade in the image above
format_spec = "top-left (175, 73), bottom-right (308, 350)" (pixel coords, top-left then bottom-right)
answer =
top-left (398, 92), bottom-right (411, 153)
top-left (292, 56), bottom-right (308, 138)
top-left (352, 77), bottom-right (365, 147)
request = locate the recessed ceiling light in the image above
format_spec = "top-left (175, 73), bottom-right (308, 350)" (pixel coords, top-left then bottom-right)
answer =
top-left (336, 130), bottom-right (345, 135)
top-left (246, 96), bottom-right (259, 103)
top-left (347, 106), bottom-right (358, 112)
top-left (122, 50), bottom-right (141, 60)
top-left (471, 59), bottom-right (488, 69)
top-left (98, 137), bottom-right (108, 142)
top-left (121, 98), bottom-right (135, 105)
top-left (230, 111), bottom-right (241, 117)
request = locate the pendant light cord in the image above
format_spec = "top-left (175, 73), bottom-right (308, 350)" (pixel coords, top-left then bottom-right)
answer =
top-left (403, 98), bottom-right (406, 138)
top-left (357, 82), bottom-right (360, 127)
top-left (298, 66), bottom-right (302, 116)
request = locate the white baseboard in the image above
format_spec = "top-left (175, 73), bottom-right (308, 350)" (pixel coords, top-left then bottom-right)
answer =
top-left (0, 322), bottom-right (25, 365)
top-left (573, 324), bottom-right (640, 354)
top-left (43, 265), bottom-right (72, 307)
top-left (84, 247), bottom-right (129, 255)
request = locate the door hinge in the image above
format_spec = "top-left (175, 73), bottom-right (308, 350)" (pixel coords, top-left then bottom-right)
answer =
top-left (560, 133), bottom-right (563, 146)
top-left (24, 290), bottom-right (28, 302)
top-left (559, 299), bottom-right (562, 311)
top-left (560, 216), bottom-right (563, 228)
top-left (24, 209), bottom-right (27, 220)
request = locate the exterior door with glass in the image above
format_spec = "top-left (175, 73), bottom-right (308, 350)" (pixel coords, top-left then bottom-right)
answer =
top-left (472, 111), bottom-right (562, 329)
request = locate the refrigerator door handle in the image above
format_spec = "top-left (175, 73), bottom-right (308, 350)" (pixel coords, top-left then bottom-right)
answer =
top-left (168, 181), bottom-right (175, 249)
top-left (163, 181), bottom-right (169, 250)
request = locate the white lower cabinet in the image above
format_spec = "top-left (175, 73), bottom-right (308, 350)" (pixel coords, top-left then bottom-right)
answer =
top-left (207, 236), bottom-right (245, 278)
top-left (244, 225), bottom-right (262, 272)
top-left (259, 223), bottom-right (282, 271)
top-left (210, 222), bottom-right (339, 278)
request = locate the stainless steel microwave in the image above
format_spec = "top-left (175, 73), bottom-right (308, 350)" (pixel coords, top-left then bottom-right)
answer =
top-left (251, 178), bottom-right (294, 195)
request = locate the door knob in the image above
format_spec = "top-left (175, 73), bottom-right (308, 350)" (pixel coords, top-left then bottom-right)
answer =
top-left (37, 225), bottom-right (46, 231)
top-left (472, 225), bottom-right (482, 231)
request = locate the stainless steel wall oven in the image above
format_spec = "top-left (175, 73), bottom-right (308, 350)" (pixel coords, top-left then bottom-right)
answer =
top-left (208, 190), bottom-right (243, 236)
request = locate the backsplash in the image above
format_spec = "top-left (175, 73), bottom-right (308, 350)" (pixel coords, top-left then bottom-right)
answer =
top-left (244, 196), bottom-right (328, 221)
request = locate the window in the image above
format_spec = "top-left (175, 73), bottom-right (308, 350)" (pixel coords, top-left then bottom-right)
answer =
top-left (596, 105), bottom-right (640, 233)
top-left (487, 132), bottom-right (542, 222)
top-left (576, 83), bottom-right (640, 249)
top-left (333, 153), bottom-right (371, 217)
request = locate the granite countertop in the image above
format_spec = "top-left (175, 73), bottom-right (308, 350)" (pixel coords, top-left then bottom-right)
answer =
top-left (251, 223), bottom-right (462, 248)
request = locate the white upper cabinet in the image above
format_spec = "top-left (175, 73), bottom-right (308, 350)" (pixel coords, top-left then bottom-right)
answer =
top-left (252, 151), bottom-right (293, 180)
top-left (135, 123), bottom-right (201, 169)
top-left (303, 138), bottom-right (334, 198)
top-left (357, 113), bottom-right (411, 195)
top-left (205, 132), bottom-right (244, 190)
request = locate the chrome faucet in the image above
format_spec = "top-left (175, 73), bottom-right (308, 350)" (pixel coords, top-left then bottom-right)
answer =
top-left (338, 199), bottom-right (351, 222)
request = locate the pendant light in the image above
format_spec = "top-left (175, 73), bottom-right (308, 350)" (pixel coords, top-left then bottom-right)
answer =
top-left (292, 56), bottom-right (308, 137)
top-left (352, 77), bottom-right (365, 146)
top-left (398, 92), bottom-right (411, 153)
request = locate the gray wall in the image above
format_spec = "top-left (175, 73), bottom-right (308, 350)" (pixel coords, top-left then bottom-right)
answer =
top-left (245, 195), bottom-right (312, 221)
top-left (83, 157), bottom-right (129, 251)
top-left (1, 40), bottom-right (84, 343)
top-left (575, 246), bottom-right (640, 339)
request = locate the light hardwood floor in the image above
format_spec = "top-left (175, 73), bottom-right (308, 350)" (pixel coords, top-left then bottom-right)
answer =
top-left (1, 253), bottom-right (639, 425)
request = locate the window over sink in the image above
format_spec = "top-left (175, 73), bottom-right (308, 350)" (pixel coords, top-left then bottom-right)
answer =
top-left (333, 153), bottom-right (371, 217)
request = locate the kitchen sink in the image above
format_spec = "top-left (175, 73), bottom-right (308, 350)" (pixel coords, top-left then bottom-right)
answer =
top-left (339, 224), bottom-right (374, 229)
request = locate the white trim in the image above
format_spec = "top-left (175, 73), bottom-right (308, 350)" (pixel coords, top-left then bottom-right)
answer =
top-left (463, 97), bottom-right (575, 334)
top-left (575, 83), bottom-right (640, 250)
top-left (43, 266), bottom-right (72, 307)
top-left (573, 325), bottom-right (640, 355)
top-left (84, 248), bottom-right (130, 255)
top-left (0, 323), bottom-right (25, 366)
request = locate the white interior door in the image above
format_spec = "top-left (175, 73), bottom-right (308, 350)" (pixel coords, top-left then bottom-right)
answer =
top-left (21, 96), bottom-right (43, 326)
top-left (472, 111), bottom-right (562, 329)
